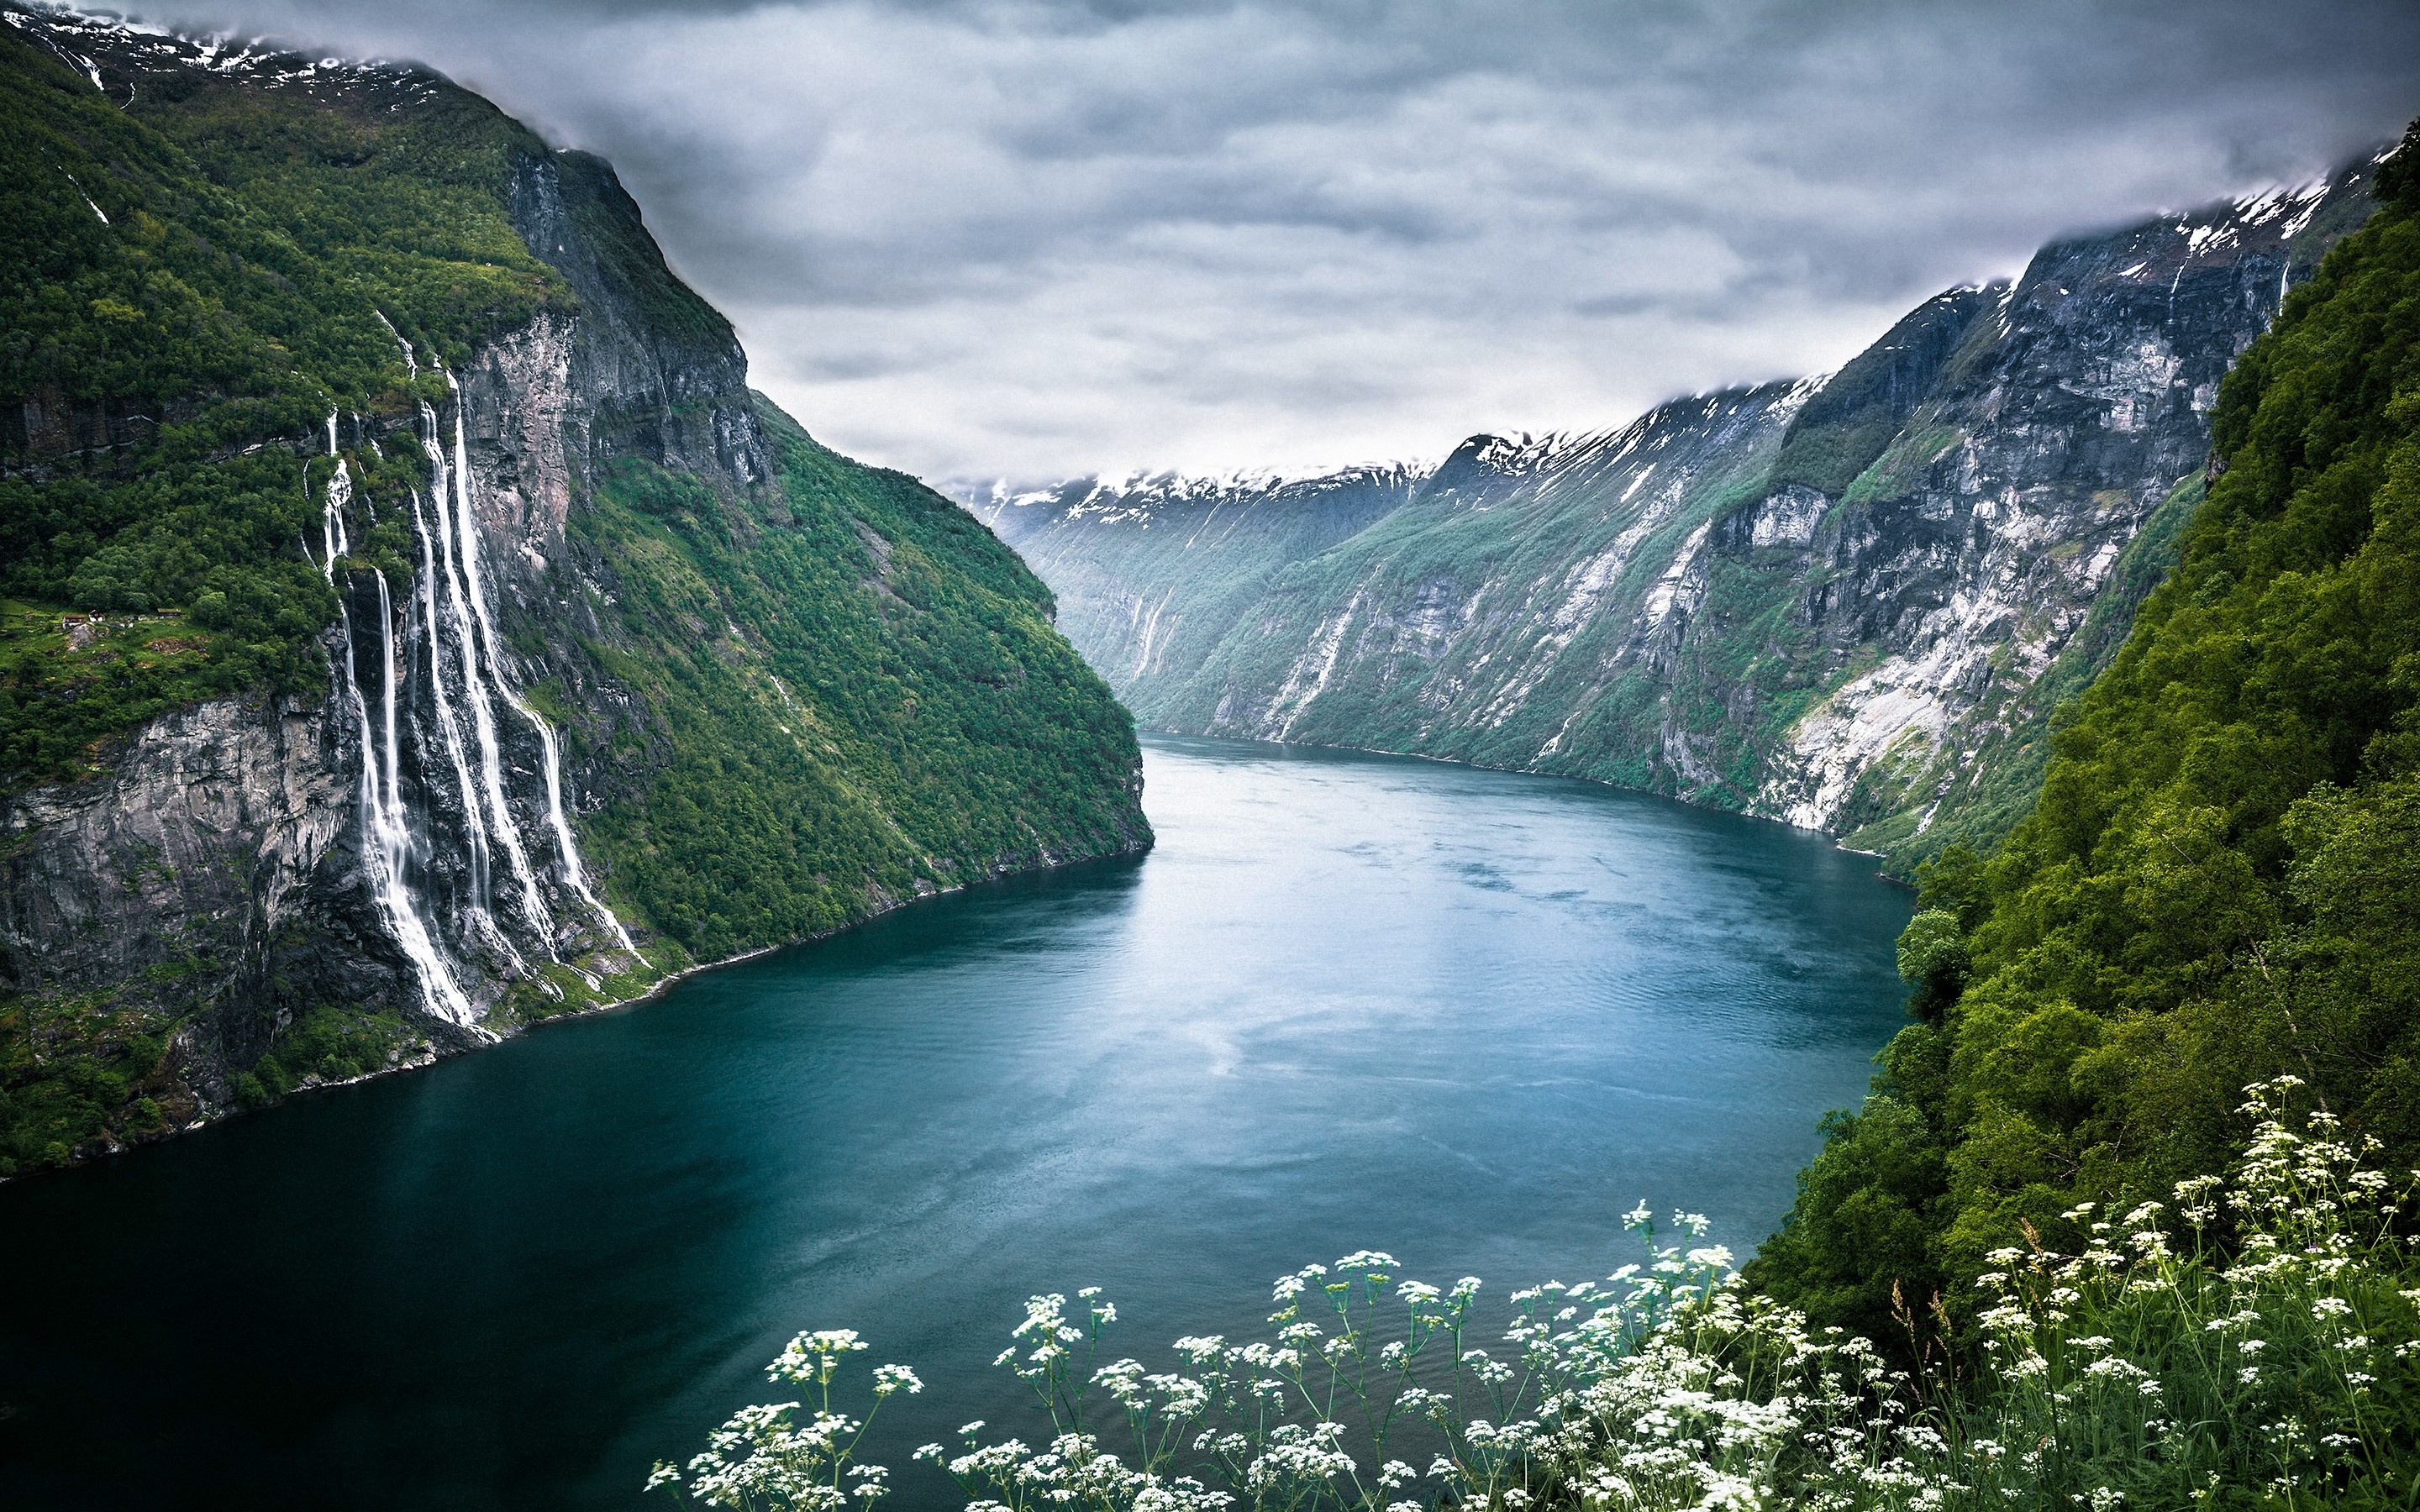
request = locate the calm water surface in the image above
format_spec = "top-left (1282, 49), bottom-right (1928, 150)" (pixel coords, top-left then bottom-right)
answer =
top-left (0, 736), bottom-right (1911, 1509)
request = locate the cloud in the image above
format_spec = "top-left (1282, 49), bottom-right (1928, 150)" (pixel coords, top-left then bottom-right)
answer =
top-left (144, 0), bottom-right (2420, 481)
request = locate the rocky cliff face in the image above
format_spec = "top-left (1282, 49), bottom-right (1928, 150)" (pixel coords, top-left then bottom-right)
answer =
top-left (987, 157), bottom-right (2383, 870)
top-left (0, 8), bottom-right (1147, 1168)
top-left (965, 464), bottom-right (1422, 696)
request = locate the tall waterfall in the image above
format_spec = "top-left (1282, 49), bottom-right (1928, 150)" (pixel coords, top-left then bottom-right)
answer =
top-left (319, 428), bottom-right (478, 1026)
top-left (415, 395), bottom-right (555, 948)
top-left (433, 370), bottom-right (638, 956)
top-left (409, 487), bottom-right (502, 937)
top-left (308, 327), bottom-right (639, 1027)
top-left (318, 414), bottom-right (350, 568)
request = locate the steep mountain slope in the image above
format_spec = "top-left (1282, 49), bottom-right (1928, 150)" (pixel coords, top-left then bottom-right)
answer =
top-left (1750, 119), bottom-right (2420, 1347)
top-left (965, 464), bottom-right (1423, 700)
top-left (991, 160), bottom-right (2381, 871)
top-left (0, 7), bottom-right (1148, 1173)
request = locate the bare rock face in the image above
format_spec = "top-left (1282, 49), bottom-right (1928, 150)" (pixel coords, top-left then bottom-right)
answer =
top-left (988, 155), bottom-right (2386, 870)
top-left (1734, 169), bottom-right (2382, 855)
top-left (0, 176), bottom-right (707, 1137)
top-left (2, 700), bottom-right (353, 1114)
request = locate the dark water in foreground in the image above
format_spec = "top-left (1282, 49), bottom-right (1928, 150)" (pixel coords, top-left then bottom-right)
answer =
top-left (0, 736), bottom-right (1912, 1509)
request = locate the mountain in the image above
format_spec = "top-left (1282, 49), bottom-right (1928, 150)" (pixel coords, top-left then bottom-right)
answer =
top-left (1750, 118), bottom-right (2420, 1347)
top-left (984, 157), bottom-right (2383, 872)
top-left (962, 463), bottom-right (1427, 698)
top-left (0, 5), bottom-right (1149, 1173)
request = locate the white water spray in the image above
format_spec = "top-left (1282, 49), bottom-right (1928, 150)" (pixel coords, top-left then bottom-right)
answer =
top-left (318, 412), bottom-right (350, 577)
top-left (525, 714), bottom-right (635, 954)
top-left (417, 395), bottom-right (555, 948)
top-left (409, 487), bottom-right (497, 916)
top-left (376, 310), bottom-right (418, 379)
top-left (333, 314), bottom-right (638, 1007)
top-left (320, 438), bottom-right (477, 1026)
top-left (434, 372), bottom-right (637, 955)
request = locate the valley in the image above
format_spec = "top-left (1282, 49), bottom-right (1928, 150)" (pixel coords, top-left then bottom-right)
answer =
top-left (5, 3), bottom-right (2420, 1506)
top-left (980, 161), bottom-right (2382, 872)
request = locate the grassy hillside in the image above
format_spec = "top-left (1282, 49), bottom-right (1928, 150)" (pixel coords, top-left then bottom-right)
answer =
top-left (0, 14), bottom-right (571, 783)
top-left (1750, 118), bottom-right (2420, 1350)
top-left (569, 402), bottom-right (1149, 966)
top-left (0, 13), bottom-right (1146, 1173)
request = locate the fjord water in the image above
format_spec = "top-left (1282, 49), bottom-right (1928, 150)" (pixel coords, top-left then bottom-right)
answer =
top-left (0, 736), bottom-right (1910, 1509)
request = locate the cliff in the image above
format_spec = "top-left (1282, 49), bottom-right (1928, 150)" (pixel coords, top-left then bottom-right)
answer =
top-left (0, 6), bottom-right (1149, 1173)
top-left (986, 157), bottom-right (2383, 870)
top-left (1749, 119), bottom-right (2420, 1347)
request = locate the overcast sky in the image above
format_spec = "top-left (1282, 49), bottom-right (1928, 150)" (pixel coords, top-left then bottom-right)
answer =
top-left (136, 0), bottom-right (2420, 484)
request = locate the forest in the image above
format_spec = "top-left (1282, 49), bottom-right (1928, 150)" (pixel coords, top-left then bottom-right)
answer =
top-left (1750, 119), bottom-right (2420, 1361)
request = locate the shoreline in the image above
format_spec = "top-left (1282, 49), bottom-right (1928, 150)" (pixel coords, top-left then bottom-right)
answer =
top-left (25, 832), bottom-right (1154, 1184)
top-left (600, 829), bottom-right (1156, 1017)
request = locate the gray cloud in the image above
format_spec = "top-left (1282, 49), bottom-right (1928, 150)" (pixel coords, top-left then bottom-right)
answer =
top-left (138, 0), bottom-right (2420, 480)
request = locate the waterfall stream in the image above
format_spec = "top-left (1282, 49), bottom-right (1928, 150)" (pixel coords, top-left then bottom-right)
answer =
top-left (318, 415), bottom-right (350, 568)
top-left (409, 488), bottom-right (504, 945)
top-left (309, 332), bottom-right (639, 1025)
top-left (319, 427), bottom-right (477, 1026)
top-left (416, 395), bottom-right (554, 949)
top-left (434, 371), bottom-right (638, 957)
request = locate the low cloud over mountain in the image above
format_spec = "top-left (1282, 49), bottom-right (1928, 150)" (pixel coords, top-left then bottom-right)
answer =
top-left (149, 0), bottom-right (2420, 480)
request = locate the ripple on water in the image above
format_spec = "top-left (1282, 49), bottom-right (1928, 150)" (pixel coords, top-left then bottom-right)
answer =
top-left (0, 733), bottom-right (1911, 1510)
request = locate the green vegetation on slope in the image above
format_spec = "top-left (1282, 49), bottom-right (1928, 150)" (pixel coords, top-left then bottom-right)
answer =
top-left (570, 400), bottom-right (1147, 965)
top-left (1750, 121), bottom-right (2420, 1351)
top-left (0, 18), bottom-right (570, 785)
top-left (0, 18), bottom-right (1148, 1172)
top-left (1769, 288), bottom-right (1995, 499)
top-left (1111, 394), bottom-right (1801, 777)
top-left (0, 21), bottom-right (581, 1168)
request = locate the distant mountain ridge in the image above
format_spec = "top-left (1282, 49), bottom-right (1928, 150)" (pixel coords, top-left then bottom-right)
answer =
top-left (981, 155), bottom-right (2385, 872)
top-left (965, 463), bottom-right (1428, 693)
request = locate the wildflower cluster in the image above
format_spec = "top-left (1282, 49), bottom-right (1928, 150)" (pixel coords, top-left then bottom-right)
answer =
top-left (657, 1086), bottom-right (2420, 1510)
top-left (1525, 1082), bottom-right (2420, 1509)
top-left (649, 1328), bottom-right (923, 1510)
top-left (1951, 1079), bottom-right (2420, 1504)
top-left (915, 1247), bottom-right (1576, 1511)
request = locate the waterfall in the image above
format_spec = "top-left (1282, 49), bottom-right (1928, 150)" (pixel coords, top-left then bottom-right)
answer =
top-left (324, 321), bottom-right (639, 1026)
top-left (376, 310), bottom-right (418, 379)
top-left (409, 487), bottom-right (497, 919)
top-left (434, 371), bottom-right (637, 956)
top-left (344, 591), bottom-right (476, 1028)
top-left (318, 438), bottom-right (478, 1027)
top-left (362, 571), bottom-right (479, 1026)
top-left (318, 413), bottom-right (350, 577)
top-left (416, 396), bottom-right (555, 948)
top-left (374, 318), bottom-right (508, 942)
top-left (377, 571), bottom-right (401, 823)
top-left (525, 713), bottom-right (637, 955)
